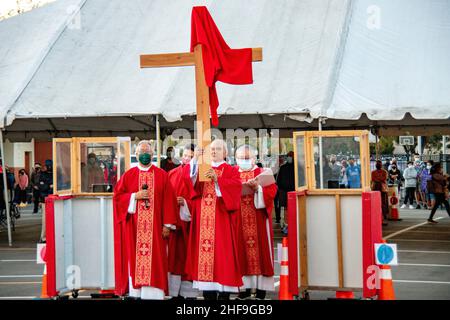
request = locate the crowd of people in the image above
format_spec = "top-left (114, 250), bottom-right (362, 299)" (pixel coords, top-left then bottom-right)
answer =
top-left (371, 157), bottom-right (450, 225)
top-left (0, 160), bottom-right (53, 215)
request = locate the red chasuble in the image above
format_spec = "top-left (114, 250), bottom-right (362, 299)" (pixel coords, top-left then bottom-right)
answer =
top-left (167, 165), bottom-right (192, 279)
top-left (113, 166), bottom-right (177, 295)
top-left (190, 6), bottom-right (253, 126)
top-left (184, 162), bottom-right (243, 287)
top-left (238, 167), bottom-right (277, 277)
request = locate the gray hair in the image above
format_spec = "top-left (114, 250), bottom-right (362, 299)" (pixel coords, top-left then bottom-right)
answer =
top-left (235, 144), bottom-right (258, 158)
top-left (135, 140), bottom-right (154, 155)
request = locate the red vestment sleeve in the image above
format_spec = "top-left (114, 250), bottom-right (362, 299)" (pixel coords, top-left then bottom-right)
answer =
top-left (162, 172), bottom-right (178, 227)
top-left (262, 183), bottom-right (277, 218)
top-left (190, 6), bottom-right (253, 126)
top-left (217, 165), bottom-right (243, 212)
top-left (113, 170), bottom-right (134, 296)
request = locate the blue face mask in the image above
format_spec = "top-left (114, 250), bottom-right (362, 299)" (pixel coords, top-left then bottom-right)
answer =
top-left (237, 159), bottom-right (252, 171)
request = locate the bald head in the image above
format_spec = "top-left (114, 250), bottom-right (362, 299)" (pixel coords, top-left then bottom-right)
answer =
top-left (135, 140), bottom-right (154, 156)
top-left (210, 139), bottom-right (227, 162)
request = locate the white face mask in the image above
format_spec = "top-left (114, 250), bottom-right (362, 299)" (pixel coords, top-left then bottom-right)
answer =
top-left (237, 159), bottom-right (253, 171)
top-left (427, 165), bottom-right (432, 170)
top-left (408, 165), bottom-right (413, 168)
top-left (286, 156), bottom-right (293, 164)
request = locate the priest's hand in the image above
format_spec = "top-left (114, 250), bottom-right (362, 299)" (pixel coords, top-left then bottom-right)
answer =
top-left (194, 147), bottom-right (204, 161)
top-left (135, 190), bottom-right (149, 200)
top-left (247, 179), bottom-right (259, 191)
top-left (205, 168), bottom-right (218, 182)
top-left (162, 226), bottom-right (170, 239)
top-left (177, 196), bottom-right (185, 206)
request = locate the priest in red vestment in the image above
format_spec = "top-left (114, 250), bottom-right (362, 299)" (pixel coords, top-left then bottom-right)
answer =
top-left (113, 140), bottom-right (177, 299)
top-left (235, 145), bottom-right (277, 300)
top-left (184, 139), bottom-right (243, 300)
top-left (167, 143), bottom-right (199, 299)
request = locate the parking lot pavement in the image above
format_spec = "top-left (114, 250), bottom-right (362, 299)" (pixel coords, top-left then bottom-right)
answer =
top-left (0, 206), bottom-right (449, 300)
top-left (385, 208), bottom-right (450, 300)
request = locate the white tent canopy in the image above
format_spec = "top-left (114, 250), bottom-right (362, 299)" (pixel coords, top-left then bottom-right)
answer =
top-left (1, 0), bottom-right (450, 141)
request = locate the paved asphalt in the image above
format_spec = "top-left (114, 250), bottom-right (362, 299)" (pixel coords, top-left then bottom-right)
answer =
top-left (0, 204), bottom-right (449, 300)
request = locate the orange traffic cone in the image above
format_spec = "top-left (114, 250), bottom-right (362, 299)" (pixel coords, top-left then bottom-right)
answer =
top-left (378, 264), bottom-right (396, 300)
top-left (278, 237), bottom-right (293, 300)
top-left (335, 291), bottom-right (355, 299)
top-left (389, 192), bottom-right (402, 221)
top-left (40, 265), bottom-right (49, 299)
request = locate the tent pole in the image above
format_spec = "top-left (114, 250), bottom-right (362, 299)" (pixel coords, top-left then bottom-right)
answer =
top-left (0, 130), bottom-right (12, 246)
top-left (318, 118), bottom-right (324, 189)
top-left (156, 114), bottom-right (161, 168)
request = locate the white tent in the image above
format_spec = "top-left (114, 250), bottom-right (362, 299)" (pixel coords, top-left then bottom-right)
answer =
top-left (1, 0), bottom-right (449, 142)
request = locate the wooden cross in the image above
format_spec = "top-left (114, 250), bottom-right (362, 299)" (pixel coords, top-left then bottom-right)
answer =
top-left (140, 45), bottom-right (262, 181)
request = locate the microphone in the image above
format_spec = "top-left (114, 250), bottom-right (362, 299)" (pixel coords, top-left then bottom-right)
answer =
top-left (142, 184), bottom-right (149, 208)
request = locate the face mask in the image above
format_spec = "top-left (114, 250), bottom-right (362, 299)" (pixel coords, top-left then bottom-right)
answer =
top-left (286, 156), bottom-right (293, 164)
top-left (237, 159), bottom-right (252, 171)
top-left (408, 165), bottom-right (413, 168)
top-left (427, 165), bottom-right (432, 170)
top-left (88, 158), bottom-right (96, 165)
top-left (139, 153), bottom-right (152, 165)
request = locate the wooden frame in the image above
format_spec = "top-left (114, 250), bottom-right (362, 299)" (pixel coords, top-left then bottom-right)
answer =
top-left (293, 130), bottom-right (370, 191)
top-left (53, 138), bottom-right (74, 195)
top-left (293, 132), bottom-right (308, 191)
top-left (53, 137), bottom-right (131, 196)
top-left (292, 130), bottom-right (370, 294)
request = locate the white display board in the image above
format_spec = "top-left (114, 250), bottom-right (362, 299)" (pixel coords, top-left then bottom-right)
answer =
top-left (53, 197), bottom-right (115, 294)
top-left (298, 194), bottom-right (363, 290)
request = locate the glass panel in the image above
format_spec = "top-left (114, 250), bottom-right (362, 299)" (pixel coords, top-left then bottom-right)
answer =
top-left (295, 135), bottom-right (306, 188)
top-left (119, 141), bottom-right (127, 178)
top-left (313, 136), bottom-right (361, 189)
top-left (80, 142), bottom-right (118, 193)
top-left (56, 142), bottom-right (71, 191)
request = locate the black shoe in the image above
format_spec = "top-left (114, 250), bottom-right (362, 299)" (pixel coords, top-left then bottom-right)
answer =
top-left (236, 289), bottom-right (251, 300)
top-left (203, 291), bottom-right (218, 300)
top-left (255, 289), bottom-right (266, 300)
top-left (416, 205), bottom-right (421, 209)
top-left (218, 292), bottom-right (230, 300)
top-left (427, 219), bottom-right (438, 224)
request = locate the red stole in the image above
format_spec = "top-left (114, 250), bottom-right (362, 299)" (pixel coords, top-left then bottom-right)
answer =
top-left (135, 170), bottom-right (155, 286)
top-left (239, 170), bottom-right (261, 275)
top-left (197, 167), bottom-right (224, 281)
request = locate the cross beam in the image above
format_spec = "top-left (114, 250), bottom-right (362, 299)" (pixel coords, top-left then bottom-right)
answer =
top-left (140, 46), bottom-right (262, 181)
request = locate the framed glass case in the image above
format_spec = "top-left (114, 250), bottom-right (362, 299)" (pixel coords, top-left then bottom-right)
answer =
top-left (293, 130), bottom-right (370, 192)
top-left (53, 137), bottom-right (131, 195)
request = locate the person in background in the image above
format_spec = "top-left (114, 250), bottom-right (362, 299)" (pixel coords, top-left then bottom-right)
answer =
top-left (161, 147), bottom-right (179, 172)
top-left (371, 160), bottom-right (389, 226)
top-left (414, 159), bottom-right (423, 209)
top-left (388, 163), bottom-right (403, 195)
top-left (82, 153), bottom-right (104, 192)
top-left (427, 163), bottom-right (450, 224)
top-left (402, 161), bottom-right (418, 209)
top-left (4, 166), bottom-right (15, 202)
top-left (276, 151), bottom-right (295, 235)
top-left (13, 169), bottom-right (28, 207)
top-left (31, 163), bottom-right (42, 214)
top-left (38, 164), bottom-right (53, 203)
top-left (273, 156), bottom-right (285, 224)
top-left (328, 155), bottom-right (341, 189)
top-left (383, 159), bottom-right (391, 172)
top-left (339, 159), bottom-right (348, 188)
top-left (420, 160), bottom-right (434, 209)
top-left (345, 158), bottom-right (361, 188)
top-left (388, 158), bottom-right (398, 171)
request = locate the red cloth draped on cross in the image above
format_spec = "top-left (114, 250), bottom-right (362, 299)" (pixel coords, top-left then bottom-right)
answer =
top-left (190, 6), bottom-right (254, 126)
